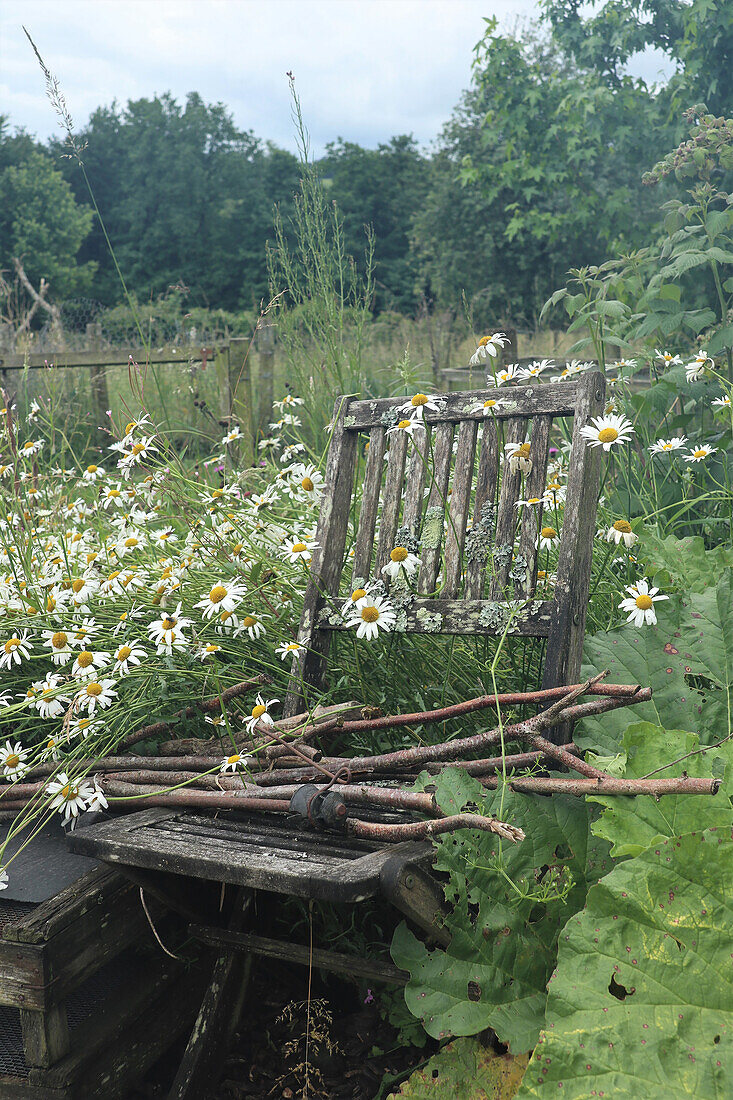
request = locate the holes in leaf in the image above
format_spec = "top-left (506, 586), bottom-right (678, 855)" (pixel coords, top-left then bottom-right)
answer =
top-left (467, 980), bottom-right (481, 1002)
top-left (714, 1035), bottom-right (721, 1044)
top-left (608, 973), bottom-right (635, 1000)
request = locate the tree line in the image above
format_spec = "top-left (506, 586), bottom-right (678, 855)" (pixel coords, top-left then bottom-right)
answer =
top-left (1, 0), bottom-right (731, 331)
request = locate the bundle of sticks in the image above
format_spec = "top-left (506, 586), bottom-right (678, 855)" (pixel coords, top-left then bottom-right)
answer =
top-left (3, 672), bottom-right (721, 845)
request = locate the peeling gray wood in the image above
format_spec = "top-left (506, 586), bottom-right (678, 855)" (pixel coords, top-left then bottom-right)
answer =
top-left (374, 428), bottom-right (409, 576)
top-left (417, 421), bottom-right (454, 595)
top-left (351, 425), bottom-right (386, 585)
top-left (516, 414), bottom-right (551, 598)
top-left (442, 419), bottom-right (478, 597)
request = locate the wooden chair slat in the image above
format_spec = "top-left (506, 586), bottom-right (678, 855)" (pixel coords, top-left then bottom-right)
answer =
top-left (516, 414), bottom-right (552, 598)
top-left (442, 419), bottom-right (478, 597)
top-left (374, 428), bottom-right (409, 577)
top-left (464, 417), bottom-right (499, 600)
top-left (401, 424), bottom-right (430, 538)
top-left (351, 426), bottom-right (387, 586)
top-left (417, 421), bottom-right (454, 595)
top-left (490, 417), bottom-right (525, 597)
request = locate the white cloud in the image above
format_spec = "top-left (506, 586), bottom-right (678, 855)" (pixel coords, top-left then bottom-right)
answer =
top-left (0, 0), bottom-right (532, 151)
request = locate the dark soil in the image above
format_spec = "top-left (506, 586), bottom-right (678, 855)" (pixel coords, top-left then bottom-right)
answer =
top-left (132, 959), bottom-right (434, 1100)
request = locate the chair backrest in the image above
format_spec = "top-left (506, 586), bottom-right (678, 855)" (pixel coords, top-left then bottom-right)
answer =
top-left (283, 372), bottom-right (605, 716)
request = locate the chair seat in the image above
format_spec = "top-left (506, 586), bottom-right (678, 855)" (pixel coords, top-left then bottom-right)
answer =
top-left (67, 807), bottom-right (433, 903)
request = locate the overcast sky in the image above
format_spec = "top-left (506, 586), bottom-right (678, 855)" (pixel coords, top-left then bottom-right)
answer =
top-left (0, 0), bottom-right (675, 155)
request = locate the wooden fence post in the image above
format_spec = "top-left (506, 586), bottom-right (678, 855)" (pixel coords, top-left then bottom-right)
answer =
top-left (501, 327), bottom-right (518, 367)
top-left (86, 322), bottom-right (110, 444)
top-left (255, 322), bottom-right (275, 439)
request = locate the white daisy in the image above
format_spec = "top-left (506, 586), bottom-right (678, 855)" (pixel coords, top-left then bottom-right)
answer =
top-left (0, 740), bottom-right (29, 781)
top-left (516, 358), bottom-right (553, 380)
top-left (195, 643), bottom-right (222, 661)
top-left (579, 414), bottom-right (635, 451)
top-left (147, 604), bottom-right (192, 654)
top-left (275, 641), bottom-right (306, 660)
top-left (71, 650), bottom-right (111, 680)
top-left (240, 614), bottom-right (266, 640)
top-left (477, 397), bottom-right (507, 417)
top-left (649, 437), bottom-right (687, 456)
top-left (222, 426), bottom-right (244, 446)
top-left (606, 520), bottom-right (638, 548)
top-left (381, 546), bottom-right (421, 579)
top-left (685, 349), bottom-right (712, 382)
top-left (655, 349), bottom-right (682, 366)
top-left (42, 628), bottom-right (73, 666)
top-left (82, 464), bottom-right (105, 482)
top-left (387, 417), bottom-right (422, 438)
top-left (195, 581), bottom-right (246, 620)
top-left (86, 779), bottom-right (108, 813)
top-left (293, 463), bottom-right (325, 503)
top-left (0, 869), bottom-right (8, 890)
top-left (712, 395), bottom-right (731, 410)
top-left (0, 632), bottom-right (32, 671)
top-left (282, 536), bottom-right (319, 565)
top-left (31, 674), bottom-right (70, 719)
top-left (504, 440), bottom-right (532, 474)
top-left (74, 679), bottom-right (118, 714)
top-left (537, 526), bottom-right (560, 551)
top-left (492, 364), bottom-right (517, 387)
top-left (340, 586), bottom-right (371, 616)
top-left (46, 772), bottom-right (95, 827)
top-left (685, 444), bottom-right (717, 463)
top-left (618, 578), bottom-right (669, 627)
top-left (399, 393), bottom-right (440, 420)
top-left (346, 595), bottom-right (397, 641)
top-left (220, 752), bottom-right (254, 773)
top-left (245, 693), bottom-right (280, 734)
top-left (469, 333), bottom-right (509, 365)
top-left (112, 641), bottom-right (146, 675)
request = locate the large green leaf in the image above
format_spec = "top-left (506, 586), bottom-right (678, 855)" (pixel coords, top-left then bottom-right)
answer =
top-left (394, 1040), bottom-right (528, 1098)
top-left (391, 769), bottom-right (612, 1052)
top-left (589, 723), bottom-right (732, 858)
top-left (642, 531), bottom-right (733, 595)
top-left (579, 601), bottom-right (708, 754)
top-left (516, 830), bottom-right (733, 1099)
top-left (683, 573), bottom-right (733, 741)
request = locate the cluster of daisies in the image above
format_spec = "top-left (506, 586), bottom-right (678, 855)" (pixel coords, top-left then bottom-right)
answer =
top-left (0, 401), bottom-right (346, 833)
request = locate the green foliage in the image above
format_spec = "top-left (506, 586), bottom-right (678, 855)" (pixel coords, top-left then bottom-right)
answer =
top-left (516, 829), bottom-right (733, 1099)
top-left (391, 769), bottom-right (612, 1052)
top-left (641, 530), bottom-right (733, 593)
top-left (394, 1039), bottom-right (528, 1098)
top-left (589, 723), bottom-right (732, 858)
top-left (0, 143), bottom-right (95, 296)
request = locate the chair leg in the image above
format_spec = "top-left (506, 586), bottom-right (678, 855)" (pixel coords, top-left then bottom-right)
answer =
top-left (167, 889), bottom-right (252, 1100)
top-left (20, 1002), bottom-right (70, 1067)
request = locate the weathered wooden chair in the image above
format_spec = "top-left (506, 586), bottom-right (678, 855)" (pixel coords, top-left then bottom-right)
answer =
top-left (69, 372), bottom-right (605, 1096)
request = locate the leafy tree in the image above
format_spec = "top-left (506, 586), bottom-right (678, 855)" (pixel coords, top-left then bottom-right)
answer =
top-left (542, 0), bottom-right (733, 116)
top-left (411, 21), bottom-right (668, 328)
top-left (0, 124), bottom-right (95, 298)
top-left (322, 136), bottom-right (429, 312)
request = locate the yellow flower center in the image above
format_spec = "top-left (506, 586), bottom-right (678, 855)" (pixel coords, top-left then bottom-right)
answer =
top-left (86, 682), bottom-right (103, 697)
top-left (125, 537), bottom-right (138, 548)
top-left (212, 489), bottom-right (223, 499)
top-left (52, 631), bottom-right (67, 648)
top-left (5, 753), bottom-right (19, 768)
top-left (635, 594), bottom-right (654, 611)
top-left (132, 443), bottom-right (145, 455)
top-left (243, 616), bottom-right (257, 629)
top-left (252, 704), bottom-right (267, 719)
top-left (209, 585), bottom-right (228, 604)
top-left (4, 639), bottom-right (20, 653)
top-left (109, 489), bottom-right (121, 498)
top-left (26, 605), bottom-right (38, 615)
top-left (292, 542), bottom-right (307, 553)
top-left (613, 520), bottom-right (632, 534)
top-left (227, 754), bottom-right (240, 765)
top-left (77, 651), bottom-right (94, 668)
top-left (597, 427), bottom-right (619, 444)
top-left (301, 477), bottom-right (314, 492)
top-left (390, 547), bottom-right (409, 562)
top-left (478, 336), bottom-right (490, 346)
top-left (161, 618), bottom-right (176, 630)
top-left (361, 606), bottom-right (380, 623)
top-left (232, 543), bottom-right (243, 556)
top-left (117, 646), bottom-right (132, 662)
top-left (484, 399), bottom-right (497, 408)
top-left (351, 588), bottom-right (367, 602)
top-left (72, 578), bottom-right (85, 594)
top-left (541, 527), bottom-right (557, 540)
top-left (86, 465), bottom-right (98, 474)
top-left (693, 449), bottom-right (707, 459)
top-left (397, 419), bottom-right (411, 430)
top-left (125, 422), bottom-right (135, 435)
top-left (517, 443), bottom-right (531, 458)
top-left (411, 393), bottom-right (428, 407)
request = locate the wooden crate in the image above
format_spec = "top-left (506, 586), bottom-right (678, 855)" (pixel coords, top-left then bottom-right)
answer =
top-left (0, 863), bottom-right (205, 1098)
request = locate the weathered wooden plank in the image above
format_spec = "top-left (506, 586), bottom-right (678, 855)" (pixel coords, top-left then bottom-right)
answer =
top-left (168, 891), bottom-right (251, 1100)
top-left (345, 377), bottom-right (597, 428)
top-left (464, 417), bottom-right (499, 600)
top-left (284, 397), bottom-right (359, 715)
top-left (417, 421), bottom-right (454, 595)
top-left (0, 941), bottom-right (46, 1009)
top-left (401, 423), bottom-right (431, 538)
top-left (189, 926), bottom-right (408, 986)
top-left (321, 597), bottom-right (553, 636)
top-left (442, 419), bottom-right (478, 597)
top-left (0, 346), bottom-right (217, 371)
top-left (542, 371), bottom-right (606, 714)
top-left (20, 1003), bottom-right (69, 1068)
top-left (374, 427), bottom-right (409, 577)
top-left (516, 414), bottom-right (552, 598)
top-left (490, 417), bottom-right (525, 597)
top-left (351, 425), bottom-right (387, 586)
